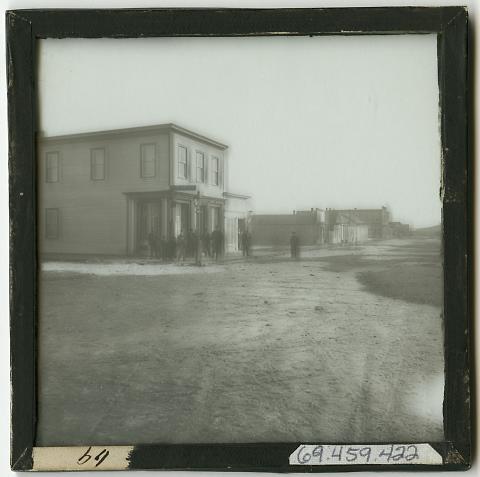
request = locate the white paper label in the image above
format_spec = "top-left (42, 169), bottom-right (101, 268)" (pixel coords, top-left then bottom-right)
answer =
top-left (289, 443), bottom-right (442, 466)
top-left (33, 445), bottom-right (133, 471)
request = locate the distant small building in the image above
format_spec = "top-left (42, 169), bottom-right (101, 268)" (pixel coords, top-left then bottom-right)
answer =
top-left (325, 207), bottom-right (391, 239)
top-left (325, 212), bottom-right (369, 244)
top-left (251, 209), bottom-right (325, 246)
top-left (250, 206), bottom-right (407, 247)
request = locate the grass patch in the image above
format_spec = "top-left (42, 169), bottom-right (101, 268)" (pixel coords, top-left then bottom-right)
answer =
top-left (357, 263), bottom-right (442, 307)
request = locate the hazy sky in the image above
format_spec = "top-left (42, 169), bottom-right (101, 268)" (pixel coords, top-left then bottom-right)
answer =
top-left (38, 35), bottom-right (441, 227)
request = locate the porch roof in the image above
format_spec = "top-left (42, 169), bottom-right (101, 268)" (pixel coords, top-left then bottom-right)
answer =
top-left (122, 189), bottom-right (225, 204)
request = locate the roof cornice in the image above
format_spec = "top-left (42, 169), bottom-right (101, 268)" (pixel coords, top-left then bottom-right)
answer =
top-left (38, 123), bottom-right (228, 150)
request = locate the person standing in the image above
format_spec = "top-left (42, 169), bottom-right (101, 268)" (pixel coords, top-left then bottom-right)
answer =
top-left (176, 231), bottom-right (186, 263)
top-left (186, 228), bottom-right (195, 257)
top-left (154, 231), bottom-right (162, 259)
top-left (240, 230), bottom-right (247, 256)
top-left (245, 230), bottom-right (251, 257)
top-left (148, 230), bottom-right (156, 258)
top-left (290, 231), bottom-right (300, 259)
top-left (168, 234), bottom-right (176, 261)
top-left (241, 229), bottom-right (252, 257)
top-left (212, 227), bottom-right (224, 261)
top-left (203, 232), bottom-right (211, 258)
top-left (160, 235), bottom-right (168, 261)
top-left (192, 230), bottom-right (200, 264)
top-left (211, 228), bottom-right (219, 261)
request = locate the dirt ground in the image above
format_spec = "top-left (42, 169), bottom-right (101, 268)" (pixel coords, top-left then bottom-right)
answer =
top-left (37, 237), bottom-right (444, 446)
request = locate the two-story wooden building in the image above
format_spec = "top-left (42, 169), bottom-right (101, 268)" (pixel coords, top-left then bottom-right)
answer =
top-left (38, 123), bottom-right (250, 256)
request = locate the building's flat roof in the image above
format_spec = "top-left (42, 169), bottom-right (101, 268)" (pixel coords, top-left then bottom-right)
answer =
top-left (223, 192), bottom-right (251, 200)
top-left (39, 123), bottom-right (228, 150)
top-left (327, 208), bottom-right (387, 212)
top-left (251, 214), bottom-right (318, 225)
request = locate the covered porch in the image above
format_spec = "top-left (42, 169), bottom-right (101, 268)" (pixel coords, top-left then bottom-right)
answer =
top-left (124, 186), bottom-right (225, 256)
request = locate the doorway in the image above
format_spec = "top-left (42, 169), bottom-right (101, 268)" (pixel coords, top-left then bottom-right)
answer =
top-left (174, 202), bottom-right (190, 237)
top-left (238, 218), bottom-right (246, 250)
top-left (137, 201), bottom-right (162, 253)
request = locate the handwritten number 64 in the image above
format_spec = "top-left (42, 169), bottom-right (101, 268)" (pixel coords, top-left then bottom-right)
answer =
top-left (78, 447), bottom-right (110, 467)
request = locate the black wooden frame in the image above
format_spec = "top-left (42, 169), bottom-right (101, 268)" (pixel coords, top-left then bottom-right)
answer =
top-left (7, 7), bottom-right (471, 472)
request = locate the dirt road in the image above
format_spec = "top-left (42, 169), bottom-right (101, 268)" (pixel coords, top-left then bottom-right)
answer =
top-left (37, 237), bottom-right (444, 445)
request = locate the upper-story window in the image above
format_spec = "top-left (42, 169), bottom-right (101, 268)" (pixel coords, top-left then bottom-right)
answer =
top-left (46, 151), bottom-right (60, 183)
top-left (196, 151), bottom-right (205, 183)
top-left (140, 143), bottom-right (156, 178)
top-left (178, 145), bottom-right (188, 179)
top-left (211, 156), bottom-right (220, 186)
top-left (90, 148), bottom-right (106, 181)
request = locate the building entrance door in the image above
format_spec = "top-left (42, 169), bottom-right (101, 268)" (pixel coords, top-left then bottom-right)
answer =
top-left (137, 201), bottom-right (162, 254)
top-left (174, 202), bottom-right (190, 237)
top-left (237, 218), bottom-right (246, 251)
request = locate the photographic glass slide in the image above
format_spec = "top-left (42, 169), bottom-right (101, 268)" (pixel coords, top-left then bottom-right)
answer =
top-left (36, 35), bottom-right (443, 446)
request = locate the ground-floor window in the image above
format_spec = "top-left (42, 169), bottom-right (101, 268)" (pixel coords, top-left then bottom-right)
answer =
top-left (45, 151), bottom-right (60, 183)
top-left (210, 206), bottom-right (221, 231)
top-left (45, 208), bottom-right (59, 239)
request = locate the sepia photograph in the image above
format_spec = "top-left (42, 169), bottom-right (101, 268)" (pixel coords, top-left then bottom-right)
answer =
top-left (34, 32), bottom-right (446, 449)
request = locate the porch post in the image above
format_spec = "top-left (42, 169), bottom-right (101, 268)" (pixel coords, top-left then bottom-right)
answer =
top-left (161, 197), bottom-right (168, 239)
top-left (194, 191), bottom-right (202, 266)
top-left (170, 200), bottom-right (176, 238)
top-left (190, 199), bottom-right (196, 232)
top-left (220, 204), bottom-right (226, 256)
top-left (205, 203), bottom-right (211, 233)
top-left (126, 197), bottom-right (136, 255)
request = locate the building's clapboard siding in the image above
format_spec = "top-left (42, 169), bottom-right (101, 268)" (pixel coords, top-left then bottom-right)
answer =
top-left (38, 133), bottom-right (170, 255)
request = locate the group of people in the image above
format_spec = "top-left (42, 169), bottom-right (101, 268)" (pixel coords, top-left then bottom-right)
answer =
top-left (238, 229), bottom-right (300, 259)
top-left (148, 228), bottom-right (300, 261)
top-left (147, 228), bottom-right (225, 262)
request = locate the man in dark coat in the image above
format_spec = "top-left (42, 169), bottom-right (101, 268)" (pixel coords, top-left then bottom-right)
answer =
top-left (241, 230), bottom-right (251, 257)
top-left (160, 235), bottom-right (168, 261)
top-left (186, 228), bottom-right (195, 257)
top-left (176, 231), bottom-right (186, 263)
top-left (203, 232), bottom-right (211, 258)
top-left (212, 228), bottom-right (224, 261)
top-left (240, 230), bottom-right (247, 256)
top-left (154, 232), bottom-right (162, 259)
top-left (290, 231), bottom-right (300, 259)
top-left (148, 230), bottom-right (156, 258)
top-left (168, 234), bottom-right (176, 261)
